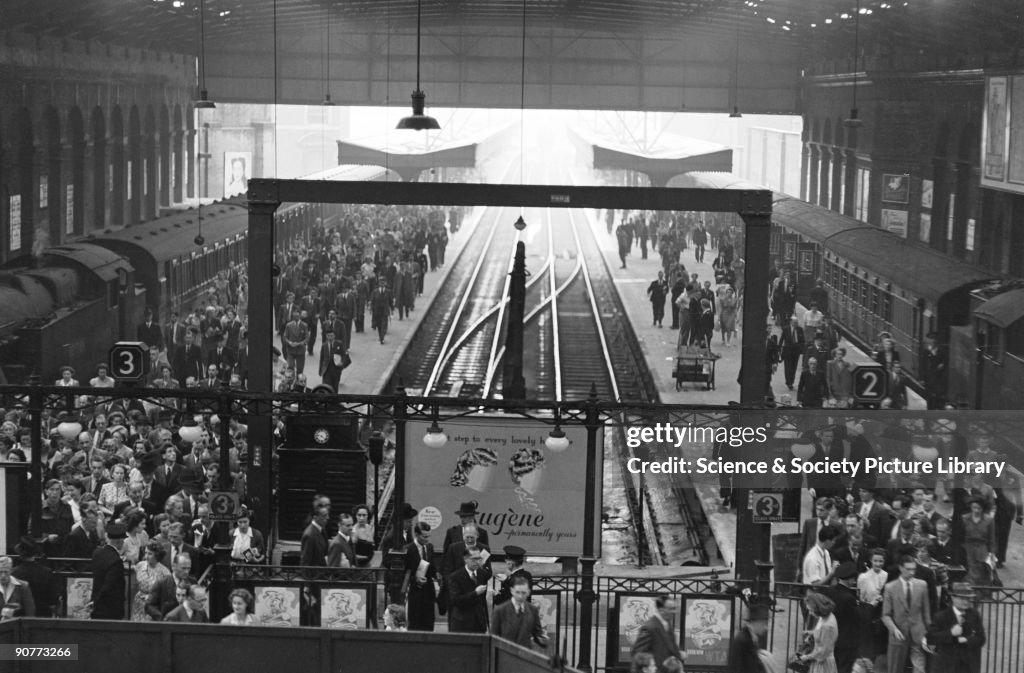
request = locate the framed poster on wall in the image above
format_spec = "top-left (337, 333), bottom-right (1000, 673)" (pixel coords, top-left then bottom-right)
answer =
top-left (679, 595), bottom-right (734, 670)
top-left (882, 174), bottom-right (910, 204)
top-left (532, 590), bottom-right (561, 647)
top-left (320, 585), bottom-right (373, 629)
top-left (254, 586), bottom-right (301, 627)
top-left (607, 593), bottom-right (671, 670)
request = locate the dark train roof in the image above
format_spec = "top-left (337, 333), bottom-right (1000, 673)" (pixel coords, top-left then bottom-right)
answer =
top-left (773, 196), bottom-right (874, 242)
top-left (87, 203), bottom-right (249, 264)
top-left (45, 244), bottom-right (132, 283)
top-left (825, 228), bottom-right (996, 301)
top-left (974, 288), bottom-right (1024, 328)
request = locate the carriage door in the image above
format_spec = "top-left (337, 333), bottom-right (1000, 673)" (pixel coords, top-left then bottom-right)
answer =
top-left (795, 242), bottom-right (818, 306)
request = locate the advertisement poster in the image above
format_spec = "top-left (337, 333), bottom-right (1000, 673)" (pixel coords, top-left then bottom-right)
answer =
top-left (224, 151), bottom-right (251, 197)
top-left (65, 577), bottom-right (92, 619)
top-left (681, 596), bottom-right (733, 669)
top-left (321, 586), bottom-right (370, 629)
top-left (254, 586), bottom-right (301, 627)
top-left (921, 179), bottom-right (934, 209)
top-left (611, 593), bottom-right (665, 668)
top-left (405, 417), bottom-right (600, 556)
top-left (882, 174), bottom-right (910, 204)
top-left (984, 77), bottom-right (1008, 181)
top-left (881, 209), bottom-right (908, 238)
top-left (532, 590), bottom-right (561, 646)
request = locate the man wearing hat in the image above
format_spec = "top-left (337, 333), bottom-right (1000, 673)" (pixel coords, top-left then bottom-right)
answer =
top-left (494, 545), bottom-right (531, 606)
top-left (383, 503), bottom-right (419, 553)
top-left (925, 583), bottom-right (985, 673)
top-left (89, 523), bottom-right (127, 620)
top-left (729, 594), bottom-right (771, 673)
top-left (443, 501), bottom-right (490, 554)
top-left (113, 481), bottom-right (157, 530)
top-left (12, 537), bottom-right (57, 617)
top-left (822, 562), bottom-right (863, 673)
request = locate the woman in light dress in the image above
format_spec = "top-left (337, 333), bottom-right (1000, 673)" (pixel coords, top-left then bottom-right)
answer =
top-left (797, 592), bottom-right (838, 673)
top-left (220, 588), bottom-right (256, 625)
top-left (718, 286), bottom-right (738, 346)
top-left (132, 541), bottom-right (171, 621)
top-left (98, 463), bottom-right (130, 516)
top-left (121, 510), bottom-right (150, 566)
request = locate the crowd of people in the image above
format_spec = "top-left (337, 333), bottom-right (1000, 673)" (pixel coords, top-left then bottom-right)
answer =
top-left (272, 204), bottom-right (457, 392)
top-left (605, 209), bottom-right (746, 352)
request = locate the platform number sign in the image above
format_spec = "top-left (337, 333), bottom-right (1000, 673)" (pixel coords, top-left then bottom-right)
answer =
top-left (108, 341), bottom-right (149, 382)
top-left (751, 491), bottom-right (794, 523)
top-left (853, 365), bottom-right (887, 403)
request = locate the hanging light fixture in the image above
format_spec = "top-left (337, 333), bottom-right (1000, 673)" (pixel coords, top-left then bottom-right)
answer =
top-left (844, 0), bottom-right (863, 127)
top-left (512, 0), bottom-right (528, 231)
top-left (322, 2), bottom-right (335, 106)
top-left (396, 0), bottom-right (440, 130)
top-left (194, 0), bottom-right (216, 109)
top-left (179, 416), bottom-right (203, 444)
top-left (728, 26), bottom-right (742, 118)
top-left (545, 407), bottom-right (570, 453)
top-left (57, 417), bottom-right (83, 441)
top-left (422, 406), bottom-right (448, 448)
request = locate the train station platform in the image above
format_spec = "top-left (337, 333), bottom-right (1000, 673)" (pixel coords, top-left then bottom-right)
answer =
top-left (295, 207), bottom-right (483, 396)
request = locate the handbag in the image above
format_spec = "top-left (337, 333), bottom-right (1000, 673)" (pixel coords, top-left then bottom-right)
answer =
top-left (787, 655), bottom-right (810, 673)
top-left (340, 351), bottom-right (352, 369)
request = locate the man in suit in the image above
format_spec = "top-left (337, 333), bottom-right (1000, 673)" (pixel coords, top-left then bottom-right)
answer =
top-left (165, 311), bottom-right (187, 364)
top-left (925, 583), bottom-right (985, 673)
top-left (821, 562), bottom-right (862, 673)
top-left (447, 547), bottom-right (492, 633)
top-left (165, 522), bottom-right (198, 571)
top-left (494, 545), bottom-right (532, 606)
top-left (137, 308), bottom-right (164, 351)
top-left (11, 538), bottom-right (56, 618)
top-left (112, 482), bottom-right (157, 526)
top-left (402, 522), bottom-right (438, 631)
top-left (282, 308), bottom-right (309, 375)
top-left (335, 284), bottom-right (357, 352)
top-left (155, 444), bottom-right (183, 497)
top-left (801, 497), bottom-right (837, 561)
top-left (89, 523), bottom-right (127, 620)
top-left (146, 552), bottom-right (196, 620)
top-left (164, 582), bottom-right (208, 623)
top-left (886, 520), bottom-right (917, 566)
top-left (443, 501), bottom-right (491, 553)
top-left (631, 594), bottom-right (684, 673)
top-left (318, 327), bottom-right (346, 393)
top-left (65, 508), bottom-right (102, 558)
top-left (327, 513), bottom-right (357, 567)
top-left (881, 555), bottom-right (931, 673)
top-left (300, 505), bottom-right (329, 568)
top-left (0, 556), bottom-right (36, 618)
top-left (855, 485), bottom-right (891, 546)
top-left (206, 334), bottom-right (235, 384)
top-left (172, 329), bottom-right (203, 384)
top-left (277, 291), bottom-right (297, 351)
top-left (491, 576), bottom-right (549, 649)
top-left (930, 519), bottom-right (965, 567)
top-left (80, 458), bottom-right (109, 500)
top-left (888, 361), bottom-right (910, 409)
top-left (780, 316), bottom-right (805, 390)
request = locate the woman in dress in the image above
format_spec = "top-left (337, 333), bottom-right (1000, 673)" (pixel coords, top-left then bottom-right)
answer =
top-left (98, 463), bottom-right (130, 517)
top-left (121, 510), bottom-right (150, 566)
top-left (220, 588), bottom-right (256, 625)
top-left (798, 592), bottom-right (838, 673)
top-left (55, 366), bottom-right (79, 387)
top-left (383, 604), bottom-right (408, 631)
top-left (352, 504), bottom-right (375, 567)
top-left (132, 541), bottom-right (171, 621)
top-left (962, 496), bottom-right (996, 586)
top-left (718, 286), bottom-right (738, 346)
top-left (230, 510), bottom-right (266, 563)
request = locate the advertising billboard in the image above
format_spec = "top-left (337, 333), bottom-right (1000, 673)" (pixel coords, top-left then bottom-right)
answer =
top-left (405, 417), bottom-right (601, 557)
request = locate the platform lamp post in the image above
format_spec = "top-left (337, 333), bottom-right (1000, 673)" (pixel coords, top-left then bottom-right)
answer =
top-left (387, 384), bottom-right (408, 604)
top-left (502, 240), bottom-right (528, 399)
top-left (211, 384), bottom-right (235, 623)
top-left (575, 384), bottom-right (601, 672)
top-left (367, 430), bottom-right (385, 534)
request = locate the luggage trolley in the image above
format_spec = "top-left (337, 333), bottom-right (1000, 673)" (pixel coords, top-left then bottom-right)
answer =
top-left (672, 343), bottom-right (719, 391)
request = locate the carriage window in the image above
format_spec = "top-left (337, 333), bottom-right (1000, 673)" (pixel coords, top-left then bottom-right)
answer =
top-left (978, 322), bottom-right (1004, 363)
top-left (871, 286), bottom-right (880, 315)
top-left (840, 269), bottom-right (849, 298)
top-left (861, 279), bottom-right (870, 307)
top-left (882, 292), bottom-right (892, 323)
